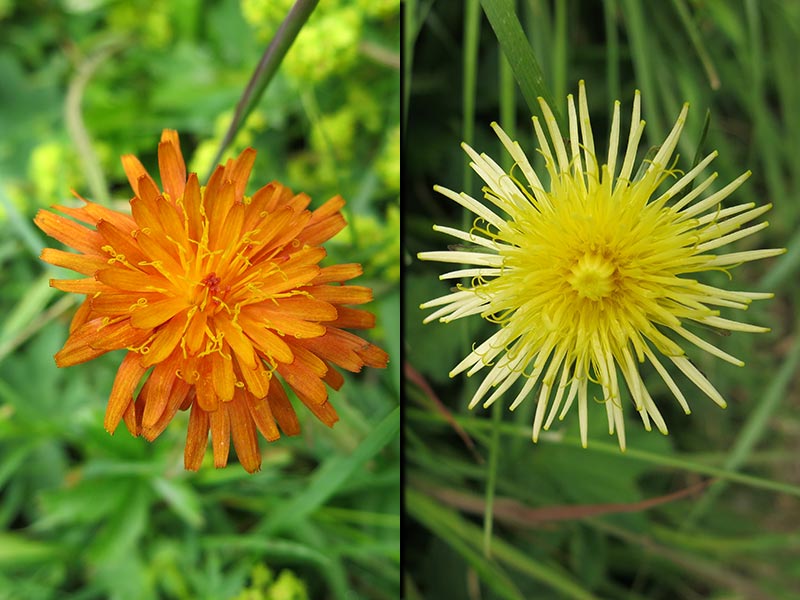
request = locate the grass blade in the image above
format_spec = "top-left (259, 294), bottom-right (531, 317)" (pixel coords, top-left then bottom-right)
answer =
top-left (408, 488), bottom-right (598, 600)
top-left (209, 0), bottom-right (320, 176)
top-left (408, 408), bottom-right (800, 498)
top-left (683, 337), bottom-right (800, 526)
top-left (256, 406), bottom-right (399, 536)
top-left (480, 0), bottom-right (561, 128)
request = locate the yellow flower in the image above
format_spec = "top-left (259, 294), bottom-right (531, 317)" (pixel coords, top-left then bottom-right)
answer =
top-left (419, 82), bottom-right (782, 449)
top-left (36, 130), bottom-right (388, 472)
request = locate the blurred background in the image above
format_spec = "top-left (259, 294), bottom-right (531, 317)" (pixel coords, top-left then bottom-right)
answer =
top-left (405, 1), bottom-right (800, 598)
top-left (0, 1), bottom-right (399, 598)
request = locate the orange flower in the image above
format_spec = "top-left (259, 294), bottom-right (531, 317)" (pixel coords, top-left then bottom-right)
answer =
top-left (35, 130), bottom-right (388, 473)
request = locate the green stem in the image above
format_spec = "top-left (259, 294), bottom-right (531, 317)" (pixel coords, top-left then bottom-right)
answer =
top-left (65, 39), bottom-right (126, 204)
top-left (208, 0), bottom-right (319, 178)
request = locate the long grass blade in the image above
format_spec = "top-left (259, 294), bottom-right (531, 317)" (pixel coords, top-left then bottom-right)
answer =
top-left (208, 0), bottom-right (319, 177)
top-left (480, 0), bottom-right (561, 128)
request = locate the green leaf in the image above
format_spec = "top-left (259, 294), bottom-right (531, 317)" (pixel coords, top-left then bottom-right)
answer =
top-left (408, 488), bottom-right (596, 599)
top-left (151, 477), bottom-right (205, 529)
top-left (479, 0), bottom-right (560, 127)
top-left (88, 479), bottom-right (151, 561)
top-left (256, 406), bottom-right (399, 536)
top-left (0, 532), bottom-right (64, 567)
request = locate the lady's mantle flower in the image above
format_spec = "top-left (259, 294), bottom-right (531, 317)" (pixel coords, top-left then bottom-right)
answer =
top-left (419, 82), bottom-right (782, 449)
top-left (36, 130), bottom-right (388, 472)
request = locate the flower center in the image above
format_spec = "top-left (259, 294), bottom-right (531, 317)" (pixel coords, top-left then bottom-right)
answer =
top-left (201, 272), bottom-right (222, 294)
top-left (567, 253), bottom-right (616, 301)
top-left (199, 271), bottom-right (230, 308)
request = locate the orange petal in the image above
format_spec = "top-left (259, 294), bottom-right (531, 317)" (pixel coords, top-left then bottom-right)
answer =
top-left (130, 296), bottom-right (188, 329)
top-left (310, 195), bottom-right (345, 221)
top-left (236, 355), bottom-right (270, 399)
top-left (89, 319), bottom-right (153, 351)
top-left (179, 387), bottom-right (196, 411)
top-left (259, 182), bottom-right (290, 213)
top-left (291, 345), bottom-right (328, 378)
top-left (40, 248), bottom-right (106, 275)
top-left (154, 193), bottom-right (189, 249)
top-left (329, 306), bottom-right (375, 329)
top-left (209, 406), bottom-right (230, 468)
top-left (294, 331), bottom-right (365, 373)
top-left (207, 181), bottom-right (235, 249)
top-left (55, 318), bottom-right (121, 366)
top-left (96, 219), bottom-right (147, 265)
top-left (51, 277), bottom-right (105, 294)
top-left (215, 201), bottom-right (245, 255)
top-left (194, 358), bottom-right (219, 412)
top-left (271, 296), bottom-right (338, 321)
top-left (51, 202), bottom-right (97, 226)
top-left (311, 263), bottom-right (363, 285)
top-left (307, 285), bottom-right (373, 305)
top-left (203, 166), bottom-right (225, 214)
top-left (183, 173), bottom-right (203, 242)
top-left (298, 195), bottom-right (347, 244)
top-left (141, 310), bottom-right (188, 367)
top-left (160, 129), bottom-right (185, 172)
top-left (245, 391), bottom-right (280, 442)
top-left (96, 267), bottom-right (168, 293)
top-left (250, 211), bottom-right (312, 262)
top-left (90, 291), bottom-right (160, 315)
top-left (134, 229), bottom-right (183, 274)
top-left (266, 379), bottom-right (300, 436)
top-left (242, 183), bottom-right (275, 232)
top-left (243, 305), bottom-right (326, 339)
top-left (183, 309), bottom-right (208, 355)
top-left (226, 147), bottom-right (256, 202)
top-left (104, 351), bottom-right (148, 433)
top-left (141, 353), bottom-right (180, 428)
top-left (357, 343), bottom-right (390, 369)
top-left (285, 191), bottom-right (312, 213)
top-left (277, 358), bottom-right (328, 406)
top-left (80, 199), bottom-right (137, 232)
top-left (121, 154), bottom-right (157, 198)
top-left (214, 316), bottom-right (256, 370)
top-left (69, 299), bottom-right (93, 333)
top-left (142, 378), bottom-right (191, 441)
top-left (239, 314), bottom-right (294, 364)
top-left (298, 213), bottom-right (346, 246)
top-left (299, 398), bottom-right (339, 428)
top-left (257, 266), bottom-right (320, 298)
top-left (35, 210), bottom-right (104, 255)
top-left (184, 403), bottom-right (210, 471)
top-left (130, 196), bottom-right (161, 235)
top-left (158, 137), bottom-right (186, 202)
top-left (229, 392), bottom-right (261, 473)
top-left (211, 349), bottom-right (235, 402)
top-left (246, 204), bottom-right (295, 248)
top-left (284, 245), bottom-right (328, 270)
top-left (322, 362), bottom-right (345, 391)
top-left (121, 391), bottom-right (142, 437)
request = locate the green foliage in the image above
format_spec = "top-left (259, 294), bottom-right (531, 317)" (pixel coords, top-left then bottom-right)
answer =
top-left (0, 1), bottom-right (398, 599)
top-left (232, 564), bottom-right (309, 600)
top-left (407, 1), bottom-right (800, 598)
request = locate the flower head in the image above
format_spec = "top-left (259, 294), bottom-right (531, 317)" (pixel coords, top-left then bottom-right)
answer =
top-left (419, 82), bottom-right (782, 449)
top-left (36, 130), bottom-right (388, 472)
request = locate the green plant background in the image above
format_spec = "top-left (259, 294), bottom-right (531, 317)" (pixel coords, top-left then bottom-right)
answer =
top-left (406, 1), bottom-right (800, 598)
top-left (0, 1), bottom-right (399, 599)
